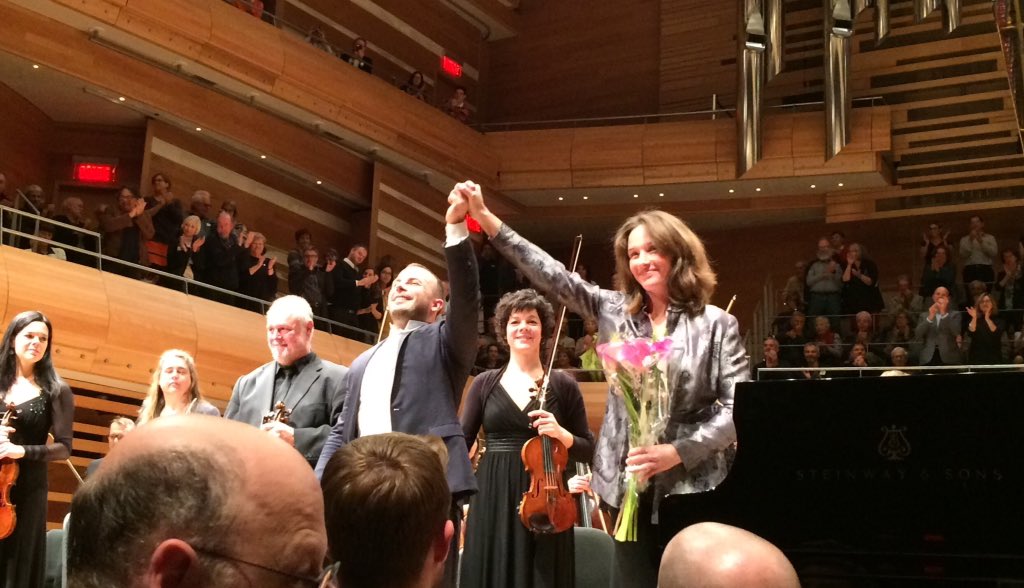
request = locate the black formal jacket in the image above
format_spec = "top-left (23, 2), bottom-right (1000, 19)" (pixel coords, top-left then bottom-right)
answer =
top-left (314, 238), bottom-right (480, 499)
top-left (226, 353), bottom-right (347, 466)
top-left (328, 259), bottom-right (362, 313)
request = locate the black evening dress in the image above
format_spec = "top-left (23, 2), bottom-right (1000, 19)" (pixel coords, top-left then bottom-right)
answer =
top-left (968, 319), bottom-right (1004, 365)
top-left (0, 385), bottom-right (74, 588)
top-left (460, 369), bottom-right (594, 588)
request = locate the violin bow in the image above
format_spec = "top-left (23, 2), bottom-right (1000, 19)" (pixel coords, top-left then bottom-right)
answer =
top-left (725, 294), bottom-right (737, 314)
top-left (47, 433), bottom-right (83, 485)
top-left (536, 235), bottom-right (584, 410)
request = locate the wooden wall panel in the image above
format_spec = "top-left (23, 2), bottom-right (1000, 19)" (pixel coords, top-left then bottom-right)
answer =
top-left (143, 120), bottom-right (357, 252)
top-left (491, 108), bottom-right (892, 190)
top-left (659, 0), bottom-right (738, 113)
top-left (370, 163), bottom-right (451, 278)
top-left (485, 0), bottom-right (661, 123)
top-left (0, 81), bottom-right (53, 197)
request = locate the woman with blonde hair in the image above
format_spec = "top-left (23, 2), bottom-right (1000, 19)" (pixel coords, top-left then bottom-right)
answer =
top-left (137, 349), bottom-right (220, 425)
top-left (458, 181), bottom-right (747, 587)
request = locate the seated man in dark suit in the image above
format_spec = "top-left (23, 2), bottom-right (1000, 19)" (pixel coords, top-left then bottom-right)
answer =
top-left (315, 181), bottom-right (481, 588)
top-left (915, 286), bottom-right (963, 366)
top-left (751, 335), bottom-right (791, 380)
top-left (321, 433), bottom-right (452, 588)
top-left (226, 295), bottom-right (346, 467)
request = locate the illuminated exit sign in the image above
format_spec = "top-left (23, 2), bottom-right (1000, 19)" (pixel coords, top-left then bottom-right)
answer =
top-left (440, 55), bottom-right (463, 78)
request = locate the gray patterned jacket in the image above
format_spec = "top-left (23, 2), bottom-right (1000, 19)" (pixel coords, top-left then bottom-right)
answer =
top-left (490, 224), bottom-right (749, 519)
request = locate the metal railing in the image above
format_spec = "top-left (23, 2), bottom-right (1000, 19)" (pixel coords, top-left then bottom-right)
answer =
top-left (0, 205), bottom-right (376, 342)
top-left (474, 96), bottom-right (887, 132)
top-left (755, 364), bottom-right (1024, 380)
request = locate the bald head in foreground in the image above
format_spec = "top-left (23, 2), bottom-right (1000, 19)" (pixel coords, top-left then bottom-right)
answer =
top-left (658, 522), bottom-right (800, 588)
top-left (67, 415), bottom-right (330, 588)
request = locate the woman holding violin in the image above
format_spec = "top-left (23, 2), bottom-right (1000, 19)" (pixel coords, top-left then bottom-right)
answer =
top-left (460, 289), bottom-right (594, 588)
top-left (0, 311), bottom-right (74, 587)
top-left (459, 181), bottom-right (747, 587)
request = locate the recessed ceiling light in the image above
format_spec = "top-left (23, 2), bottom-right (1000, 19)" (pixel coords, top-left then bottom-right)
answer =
top-left (810, 184), bottom-right (816, 189)
top-left (316, 180), bottom-right (323, 185)
top-left (31, 64), bottom-right (39, 69)
top-left (838, 182), bottom-right (844, 187)
top-left (582, 196), bottom-right (589, 200)
top-left (658, 192), bottom-right (664, 197)
top-left (728, 189), bottom-right (735, 194)
top-left (117, 96), bottom-right (126, 102)
top-left (260, 154), bottom-right (267, 159)
top-left (633, 194), bottom-right (639, 198)
top-left (195, 127), bottom-right (202, 131)
top-left (558, 196), bottom-right (564, 201)
top-left (755, 187), bottom-right (762, 192)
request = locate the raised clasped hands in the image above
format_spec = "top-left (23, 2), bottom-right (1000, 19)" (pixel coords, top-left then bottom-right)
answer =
top-left (625, 444), bottom-right (683, 485)
top-left (446, 181), bottom-right (473, 224)
top-left (527, 409), bottom-right (572, 448)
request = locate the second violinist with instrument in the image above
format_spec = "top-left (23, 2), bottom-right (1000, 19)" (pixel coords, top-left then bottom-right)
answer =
top-left (460, 289), bottom-right (594, 588)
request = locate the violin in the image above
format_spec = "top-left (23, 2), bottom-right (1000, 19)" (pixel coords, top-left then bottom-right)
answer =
top-left (262, 401), bottom-right (292, 425)
top-left (574, 462), bottom-right (613, 534)
top-left (518, 235), bottom-right (583, 535)
top-left (0, 404), bottom-right (19, 540)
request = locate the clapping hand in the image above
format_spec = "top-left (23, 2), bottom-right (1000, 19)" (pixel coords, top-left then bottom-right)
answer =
top-left (325, 259), bottom-right (336, 273)
top-left (966, 306), bottom-right (977, 319)
top-left (192, 236), bottom-right (205, 253)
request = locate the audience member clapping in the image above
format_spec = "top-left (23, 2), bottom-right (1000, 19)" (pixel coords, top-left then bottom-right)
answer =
top-left (239, 231), bottom-right (277, 308)
top-left (965, 292), bottom-right (1005, 365)
top-left (752, 335), bottom-right (790, 380)
top-left (920, 221), bottom-right (952, 266)
top-left (52, 196), bottom-right (97, 266)
top-left (806, 237), bottom-right (842, 329)
top-left (844, 341), bottom-right (883, 370)
top-left (290, 246), bottom-right (333, 318)
top-left (196, 211), bottom-right (246, 305)
top-left (887, 274), bottom-right (924, 327)
top-left (884, 311), bottom-right (915, 361)
top-left (915, 286), bottom-right (962, 366)
top-left (99, 185), bottom-right (154, 278)
top-left (146, 172), bottom-right (184, 264)
top-left (188, 190), bottom-right (214, 237)
top-left (801, 342), bottom-right (826, 379)
top-left (840, 243), bottom-right (883, 319)
top-left (167, 215), bottom-right (204, 285)
top-left (959, 214), bottom-right (998, 301)
top-left (777, 310), bottom-right (809, 366)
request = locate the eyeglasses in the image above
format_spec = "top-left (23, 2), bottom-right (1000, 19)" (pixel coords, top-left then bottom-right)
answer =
top-left (194, 547), bottom-right (339, 588)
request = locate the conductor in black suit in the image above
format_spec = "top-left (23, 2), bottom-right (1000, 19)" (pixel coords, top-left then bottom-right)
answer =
top-left (226, 295), bottom-right (347, 467)
top-left (315, 181), bottom-right (481, 587)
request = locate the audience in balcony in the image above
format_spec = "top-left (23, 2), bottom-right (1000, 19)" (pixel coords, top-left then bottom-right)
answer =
top-left (884, 311), bottom-right (915, 361)
top-left (99, 185), bottom-right (155, 277)
top-left (806, 237), bottom-right (842, 329)
top-left (812, 315), bottom-right (843, 366)
top-left (920, 221), bottom-right (952, 266)
top-left (915, 286), bottom-right (962, 366)
top-left (52, 196), bottom-right (97, 267)
top-left (919, 244), bottom-right (956, 298)
top-left (327, 244), bottom-right (376, 327)
top-left (16, 184), bottom-right (48, 249)
top-left (445, 86), bottom-right (471, 124)
top-left (307, 26), bottom-right (336, 56)
top-left (965, 292), bottom-right (1005, 365)
top-left (289, 246), bottom-right (333, 318)
top-left (777, 310), bottom-right (809, 366)
top-left (356, 267), bottom-right (381, 335)
top-left (30, 223), bottom-right (66, 261)
top-left (848, 311), bottom-right (882, 357)
top-left (239, 231), bottom-right (277, 309)
top-left (959, 214), bottom-right (998, 301)
top-left (840, 243), bottom-right (883, 321)
top-left (800, 342), bottom-right (826, 379)
top-left (287, 228), bottom-right (314, 272)
top-left (752, 335), bottom-right (790, 380)
top-left (145, 172), bottom-right (184, 270)
top-left (829, 230), bottom-right (848, 264)
top-left (889, 346), bottom-right (910, 370)
top-left (342, 37), bottom-right (373, 74)
top-left (844, 341), bottom-right (884, 370)
top-left (166, 215), bottom-right (204, 286)
top-left (188, 189), bottom-right (214, 237)
top-left (401, 70), bottom-right (427, 101)
top-left (196, 211), bottom-right (246, 305)
top-left (995, 248), bottom-right (1024, 332)
top-left (886, 274), bottom-right (924, 327)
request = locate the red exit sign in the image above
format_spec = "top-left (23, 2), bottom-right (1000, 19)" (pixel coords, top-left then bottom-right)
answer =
top-left (440, 55), bottom-right (463, 78)
top-left (74, 162), bottom-right (117, 184)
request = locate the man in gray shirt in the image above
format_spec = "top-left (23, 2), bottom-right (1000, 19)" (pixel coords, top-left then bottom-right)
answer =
top-left (959, 214), bottom-right (997, 301)
top-left (805, 237), bottom-right (843, 329)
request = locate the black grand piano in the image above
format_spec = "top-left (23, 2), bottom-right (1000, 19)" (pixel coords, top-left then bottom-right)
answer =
top-left (659, 371), bottom-right (1024, 585)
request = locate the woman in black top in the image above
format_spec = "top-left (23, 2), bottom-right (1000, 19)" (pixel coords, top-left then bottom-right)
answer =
top-left (966, 292), bottom-right (1005, 365)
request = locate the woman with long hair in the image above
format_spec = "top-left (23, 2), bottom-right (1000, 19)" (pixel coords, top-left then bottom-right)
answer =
top-left (460, 289), bottom-right (594, 587)
top-left (458, 181), bottom-right (747, 586)
top-left (238, 231), bottom-right (277, 310)
top-left (136, 350), bottom-right (220, 426)
top-left (966, 292), bottom-right (1005, 365)
top-left (0, 311), bottom-right (74, 586)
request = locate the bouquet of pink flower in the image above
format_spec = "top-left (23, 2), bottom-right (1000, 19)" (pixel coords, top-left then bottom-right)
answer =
top-left (596, 335), bottom-right (672, 542)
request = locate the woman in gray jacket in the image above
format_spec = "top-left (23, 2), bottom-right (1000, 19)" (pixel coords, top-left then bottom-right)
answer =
top-left (455, 181), bottom-right (748, 586)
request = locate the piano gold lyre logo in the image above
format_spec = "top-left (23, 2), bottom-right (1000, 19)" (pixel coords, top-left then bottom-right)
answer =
top-left (878, 426), bottom-right (911, 461)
